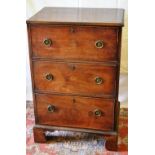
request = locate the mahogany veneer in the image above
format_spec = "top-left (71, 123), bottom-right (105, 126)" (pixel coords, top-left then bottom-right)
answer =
top-left (31, 25), bottom-right (118, 61)
top-left (27, 7), bottom-right (124, 151)
top-left (36, 94), bottom-right (115, 131)
top-left (33, 61), bottom-right (117, 97)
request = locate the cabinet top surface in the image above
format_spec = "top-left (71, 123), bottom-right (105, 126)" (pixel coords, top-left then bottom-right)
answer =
top-left (27, 7), bottom-right (124, 26)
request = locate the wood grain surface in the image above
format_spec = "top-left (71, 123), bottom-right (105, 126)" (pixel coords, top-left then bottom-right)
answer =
top-left (36, 94), bottom-right (115, 131)
top-left (27, 7), bottom-right (124, 26)
top-left (31, 25), bottom-right (119, 61)
top-left (33, 61), bottom-right (117, 97)
top-left (27, 7), bottom-right (124, 151)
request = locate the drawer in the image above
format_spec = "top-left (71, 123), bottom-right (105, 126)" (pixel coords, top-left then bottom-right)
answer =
top-left (36, 94), bottom-right (114, 131)
top-left (33, 61), bottom-right (117, 97)
top-left (30, 25), bottom-right (118, 61)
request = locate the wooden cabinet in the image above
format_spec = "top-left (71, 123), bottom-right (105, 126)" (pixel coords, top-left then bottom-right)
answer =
top-left (27, 7), bottom-right (124, 151)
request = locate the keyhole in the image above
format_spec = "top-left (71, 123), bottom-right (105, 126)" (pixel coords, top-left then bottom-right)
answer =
top-left (71, 65), bottom-right (76, 70)
top-left (72, 98), bottom-right (76, 103)
top-left (69, 64), bottom-right (76, 71)
top-left (70, 27), bottom-right (75, 33)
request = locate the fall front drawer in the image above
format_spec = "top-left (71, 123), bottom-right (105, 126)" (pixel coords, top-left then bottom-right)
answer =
top-left (30, 25), bottom-right (118, 61)
top-left (33, 61), bottom-right (117, 97)
top-left (35, 94), bottom-right (115, 131)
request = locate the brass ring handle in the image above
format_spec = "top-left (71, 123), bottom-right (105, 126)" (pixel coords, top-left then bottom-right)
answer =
top-left (95, 77), bottom-right (103, 85)
top-left (47, 105), bottom-right (55, 112)
top-left (94, 109), bottom-right (102, 117)
top-left (45, 73), bottom-right (54, 81)
top-left (95, 40), bottom-right (104, 48)
top-left (43, 38), bottom-right (52, 46)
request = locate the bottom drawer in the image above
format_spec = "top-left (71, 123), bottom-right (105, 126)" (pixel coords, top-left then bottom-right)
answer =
top-left (35, 94), bottom-right (115, 131)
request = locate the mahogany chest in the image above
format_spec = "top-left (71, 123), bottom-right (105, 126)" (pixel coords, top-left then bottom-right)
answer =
top-left (27, 7), bottom-right (124, 151)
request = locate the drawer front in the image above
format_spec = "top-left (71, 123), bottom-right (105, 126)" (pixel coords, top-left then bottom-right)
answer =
top-left (36, 94), bottom-right (114, 131)
top-left (31, 25), bottom-right (118, 61)
top-left (33, 61), bottom-right (116, 97)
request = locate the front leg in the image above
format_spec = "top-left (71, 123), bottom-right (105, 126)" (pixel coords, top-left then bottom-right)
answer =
top-left (33, 126), bottom-right (55, 143)
top-left (104, 135), bottom-right (118, 151)
top-left (33, 127), bottom-right (47, 143)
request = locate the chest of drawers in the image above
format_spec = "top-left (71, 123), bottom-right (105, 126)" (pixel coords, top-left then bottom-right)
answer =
top-left (27, 7), bottom-right (124, 151)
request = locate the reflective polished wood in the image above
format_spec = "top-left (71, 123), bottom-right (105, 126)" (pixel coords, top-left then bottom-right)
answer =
top-left (27, 7), bottom-right (124, 151)
top-left (27, 7), bottom-right (124, 26)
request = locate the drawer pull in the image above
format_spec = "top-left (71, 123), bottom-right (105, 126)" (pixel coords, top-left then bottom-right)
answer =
top-left (95, 77), bottom-right (103, 85)
top-left (43, 38), bottom-right (52, 46)
top-left (47, 105), bottom-right (55, 112)
top-left (45, 73), bottom-right (54, 81)
top-left (95, 40), bottom-right (104, 48)
top-left (94, 109), bottom-right (103, 117)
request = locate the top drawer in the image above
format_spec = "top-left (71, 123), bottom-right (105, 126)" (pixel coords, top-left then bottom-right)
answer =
top-left (30, 25), bottom-right (118, 61)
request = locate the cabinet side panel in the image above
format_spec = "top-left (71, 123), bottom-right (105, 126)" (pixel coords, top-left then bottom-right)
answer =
top-left (27, 23), bottom-right (38, 123)
top-left (114, 27), bottom-right (122, 131)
